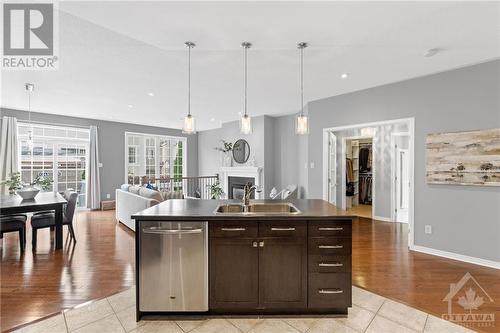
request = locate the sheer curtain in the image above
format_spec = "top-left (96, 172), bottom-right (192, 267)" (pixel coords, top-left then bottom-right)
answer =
top-left (0, 116), bottom-right (19, 194)
top-left (87, 125), bottom-right (101, 209)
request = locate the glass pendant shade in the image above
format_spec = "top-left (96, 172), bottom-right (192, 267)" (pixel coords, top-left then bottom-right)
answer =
top-left (27, 128), bottom-right (34, 150)
top-left (296, 114), bottom-right (309, 135)
top-left (240, 114), bottom-right (252, 135)
top-left (182, 114), bottom-right (196, 134)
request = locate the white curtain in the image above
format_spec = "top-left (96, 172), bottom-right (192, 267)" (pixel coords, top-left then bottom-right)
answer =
top-left (87, 125), bottom-right (101, 209)
top-left (0, 116), bottom-right (19, 194)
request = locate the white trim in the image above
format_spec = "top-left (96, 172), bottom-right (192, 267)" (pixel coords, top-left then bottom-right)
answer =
top-left (412, 245), bottom-right (500, 270)
top-left (322, 117), bottom-right (415, 249)
top-left (373, 215), bottom-right (392, 222)
top-left (221, 166), bottom-right (264, 199)
top-left (390, 133), bottom-right (410, 223)
top-left (322, 130), bottom-right (329, 202)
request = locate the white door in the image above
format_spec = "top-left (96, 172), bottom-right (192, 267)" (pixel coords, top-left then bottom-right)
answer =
top-left (396, 149), bottom-right (409, 223)
top-left (328, 132), bottom-right (337, 204)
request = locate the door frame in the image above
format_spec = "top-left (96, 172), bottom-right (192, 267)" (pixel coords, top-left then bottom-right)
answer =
top-left (390, 133), bottom-right (410, 223)
top-left (325, 132), bottom-right (337, 205)
top-left (322, 117), bottom-right (415, 249)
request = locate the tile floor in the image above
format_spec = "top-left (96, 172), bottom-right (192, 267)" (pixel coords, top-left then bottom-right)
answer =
top-left (13, 286), bottom-right (476, 333)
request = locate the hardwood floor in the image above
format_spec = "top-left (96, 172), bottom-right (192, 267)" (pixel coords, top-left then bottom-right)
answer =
top-left (1, 211), bottom-right (498, 332)
top-left (0, 210), bottom-right (135, 332)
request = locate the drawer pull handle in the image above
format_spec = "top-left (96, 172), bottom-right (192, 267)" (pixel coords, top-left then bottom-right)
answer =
top-left (221, 227), bottom-right (246, 231)
top-left (318, 262), bottom-right (343, 267)
top-left (318, 289), bottom-right (343, 294)
top-left (318, 245), bottom-right (343, 249)
top-left (318, 227), bottom-right (343, 231)
top-left (271, 227), bottom-right (296, 231)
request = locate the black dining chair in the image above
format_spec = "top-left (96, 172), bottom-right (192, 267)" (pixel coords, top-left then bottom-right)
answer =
top-left (0, 214), bottom-right (27, 252)
top-left (31, 190), bottom-right (78, 248)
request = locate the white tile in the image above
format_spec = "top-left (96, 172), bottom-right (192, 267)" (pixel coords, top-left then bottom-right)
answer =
top-left (283, 318), bottom-right (317, 333)
top-left (307, 318), bottom-right (358, 333)
top-left (424, 315), bottom-right (476, 333)
top-left (190, 319), bottom-right (240, 333)
top-left (130, 321), bottom-right (183, 333)
top-left (12, 314), bottom-right (67, 333)
top-left (72, 315), bottom-right (124, 333)
top-left (64, 298), bottom-right (114, 332)
top-left (108, 288), bottom-right (136, 313)
top-left (335, 305), bottom-right (375, 332)
top-left (378, 299), bottom-right (428, 331)
top-left (227, 318), bottom-right (264, 333)
top-left (352, 286), bottom-right (386, 313)
top-left (116, 306), bottom-right (145, 332)
top-left (175, 319), bottom-right (207, 332)
top-left (248, 319), bottom-right (300, 333)
top-left (366, 315), bottom-right (418, 333)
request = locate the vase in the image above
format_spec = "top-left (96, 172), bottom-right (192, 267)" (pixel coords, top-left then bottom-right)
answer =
top-left (223, 152), bottom-right (233, 167)
top-left (16, 185), bottom-right (40, 200)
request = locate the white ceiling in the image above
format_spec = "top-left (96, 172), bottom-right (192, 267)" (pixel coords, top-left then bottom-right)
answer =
top-left (2, 1), bottom-right (499, 131)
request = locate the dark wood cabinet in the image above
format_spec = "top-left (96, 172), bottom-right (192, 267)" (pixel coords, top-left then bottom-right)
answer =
top-left (209, 237), bottom-right (259, 310)
top-left (259, 236), bottom-right (307, 309)
top-left (209, 218), bottom-right (352, 314)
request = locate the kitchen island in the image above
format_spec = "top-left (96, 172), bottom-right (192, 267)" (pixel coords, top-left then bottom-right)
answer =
top-left (132, 199), bottom-right (355, 320)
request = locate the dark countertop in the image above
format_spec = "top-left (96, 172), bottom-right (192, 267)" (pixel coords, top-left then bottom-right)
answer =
top-left (132, 199), bottom-right (356, 221)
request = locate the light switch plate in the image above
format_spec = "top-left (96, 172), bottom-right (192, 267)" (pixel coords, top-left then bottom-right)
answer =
top-left (310, 162), bottom-right (315, 169)
top-left (425, 225), bottom-right (432, 234)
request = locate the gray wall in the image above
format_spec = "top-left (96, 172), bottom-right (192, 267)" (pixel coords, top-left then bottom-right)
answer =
top-left (0, 108), bottom-right (199, 201)
top-left (306, 60), bottom-right (500, 262)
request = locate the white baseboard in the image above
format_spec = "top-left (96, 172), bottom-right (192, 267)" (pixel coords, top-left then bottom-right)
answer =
top-left (412, 245), bottom-right (500, 270)
top-left (373, 215), bottom-right (393, 222)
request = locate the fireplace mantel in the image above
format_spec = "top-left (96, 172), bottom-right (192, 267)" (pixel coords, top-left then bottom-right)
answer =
top-left (221, 166), bottom-right (263, 199)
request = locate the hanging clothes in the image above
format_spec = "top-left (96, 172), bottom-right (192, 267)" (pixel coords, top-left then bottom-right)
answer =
top-left (359, 147), bottom-right (372, 172)
top-left (346, 158), bottom-right (354, 182)
top-left (359, 175), bottom-right (373, 204)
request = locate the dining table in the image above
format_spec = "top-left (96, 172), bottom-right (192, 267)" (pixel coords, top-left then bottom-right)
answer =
top-left (0, 192), bottom-right (67, 249)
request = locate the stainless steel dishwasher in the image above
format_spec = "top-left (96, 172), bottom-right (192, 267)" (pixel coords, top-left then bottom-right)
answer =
top-left (139, 221), bottom-right (208, 312)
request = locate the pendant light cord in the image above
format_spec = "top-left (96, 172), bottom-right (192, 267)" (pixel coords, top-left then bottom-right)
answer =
top-left (244, 45), bottom-right (248, 117)
top-left (28, 89), bottom-right (31, 122)
top-left (187, 44), bottom-right (191, 117)
top-left (300, 46), bottom-right (304, 117)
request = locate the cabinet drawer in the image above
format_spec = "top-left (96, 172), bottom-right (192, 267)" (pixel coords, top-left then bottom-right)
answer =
top-left (259, 221), bottom-right (306, 238)
top-left (308, 237), bottom-right (351, 255)
top-left (308, 220), bottom-right (351, 238)
top-left (308, 273), bottom-right (351, 309)
top-left (308, 255), bottom-right (351, 273)
top-left (210, 221), bottom-right (257, 238)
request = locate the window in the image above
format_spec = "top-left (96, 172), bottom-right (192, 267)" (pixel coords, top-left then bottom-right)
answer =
top-left (125, 132), bottom-right (186, 185)
top-left (18, 123), bottom-right (90, 208)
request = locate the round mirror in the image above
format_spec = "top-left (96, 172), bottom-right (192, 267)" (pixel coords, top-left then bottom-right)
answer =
top-left (233, 139), bottom-right (250, 164)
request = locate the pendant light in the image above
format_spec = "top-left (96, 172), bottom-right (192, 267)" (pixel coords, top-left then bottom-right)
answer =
top-left (182, 41), bottom-right (196, 134)
top-left (25, 83), bottom-right (35, 150)
top-left (240, 42), bottom-right (252, 134)
top-left (296, 42), bottom-right (309, 135)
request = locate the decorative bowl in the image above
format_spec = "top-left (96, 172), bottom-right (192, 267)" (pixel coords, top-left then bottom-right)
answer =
top-left (16, 187), bottom-right (40, 200)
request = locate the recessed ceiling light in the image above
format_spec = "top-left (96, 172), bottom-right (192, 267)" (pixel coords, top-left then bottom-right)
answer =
top-left (341, 73), bottom-right (349, 79)
top-left (423, 48), bottom-right (440, 57)
top-left (210, 118), bottom-right (215, 122)
top-left (127, 104), bottom-right (133, 108)
top-left (147, 92), bottom-right (154, 97)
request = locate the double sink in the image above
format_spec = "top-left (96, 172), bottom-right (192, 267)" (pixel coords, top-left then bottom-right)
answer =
top-left (214, 202), bottom-right (302, 215)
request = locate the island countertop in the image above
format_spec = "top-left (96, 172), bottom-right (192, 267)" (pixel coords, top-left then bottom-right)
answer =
top-left (132, 199), bottom-right (356, 221)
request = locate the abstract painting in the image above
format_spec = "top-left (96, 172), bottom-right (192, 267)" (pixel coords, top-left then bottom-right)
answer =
top-left (426, 128), bottom-right (500, 186)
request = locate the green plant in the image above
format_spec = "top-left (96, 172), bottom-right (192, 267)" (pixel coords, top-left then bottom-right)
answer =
top-left (1, 172), bottom-right (22, 194)
top-left (210, 180), bottom-right (224, 200)
top-left (34, 175), bottom-right (54, 191)
top-left (215, 140), bottom-right (234, 153)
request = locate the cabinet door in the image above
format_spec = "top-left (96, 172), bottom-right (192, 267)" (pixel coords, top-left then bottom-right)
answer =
top-left (209, 238), bottom-right (259, 310)
top-left (258, 237), bottom-right (307, 309)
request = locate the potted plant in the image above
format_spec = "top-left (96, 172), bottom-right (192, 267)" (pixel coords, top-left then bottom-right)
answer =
top-left (215, 140), bottom-right (235, 167)
top-left (0, 172), bottom-right (22, 195)
top-left (34, 175), bottom-right (54, 191)
top-left (210, 180), bottom-right (224, 199)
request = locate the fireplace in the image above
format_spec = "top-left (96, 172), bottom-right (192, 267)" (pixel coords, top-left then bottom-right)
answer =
top-left (227, 176), bottom-right (254, 200)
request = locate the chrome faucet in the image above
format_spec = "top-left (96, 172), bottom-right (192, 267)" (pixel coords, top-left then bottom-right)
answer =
top-left (243, 182), bottom-right (260, 207)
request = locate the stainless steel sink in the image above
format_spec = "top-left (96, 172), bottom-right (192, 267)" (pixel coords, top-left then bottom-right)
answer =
top-left (214, 203), bottom-right (302, 215)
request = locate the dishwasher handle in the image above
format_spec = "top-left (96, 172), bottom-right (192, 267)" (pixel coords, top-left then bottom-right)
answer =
top-left (142, 226), bottom-right (204, 235)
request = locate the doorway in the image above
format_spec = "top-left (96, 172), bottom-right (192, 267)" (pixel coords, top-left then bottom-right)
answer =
top-left (322, 117), bottom-right (415, 249)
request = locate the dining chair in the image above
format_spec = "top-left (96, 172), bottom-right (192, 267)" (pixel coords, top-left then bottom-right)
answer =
top-left (0, 214), bottom-right (27, 252)
top-left (31, 190), bottom-right (78, 248)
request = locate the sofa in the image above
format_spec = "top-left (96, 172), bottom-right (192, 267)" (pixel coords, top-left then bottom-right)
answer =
top-left (115, 184), bottom-right (183, 231)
